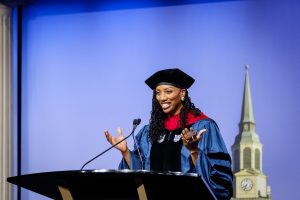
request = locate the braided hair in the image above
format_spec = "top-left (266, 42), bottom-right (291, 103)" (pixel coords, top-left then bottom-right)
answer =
top-left (149, 90), bottom-right (201, 142)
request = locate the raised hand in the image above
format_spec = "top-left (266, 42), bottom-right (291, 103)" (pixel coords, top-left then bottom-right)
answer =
top-left (104, 128), bottom-right (128, 153)
top-left (181, 127), bottom-right (206, 152)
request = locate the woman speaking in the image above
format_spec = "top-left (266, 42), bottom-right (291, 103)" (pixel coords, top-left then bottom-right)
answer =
top-left (104, 68), bottom-right (233, 199)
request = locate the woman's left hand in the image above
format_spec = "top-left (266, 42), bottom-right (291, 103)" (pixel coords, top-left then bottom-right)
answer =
top-left (181, 127), bottom-right (206, 152)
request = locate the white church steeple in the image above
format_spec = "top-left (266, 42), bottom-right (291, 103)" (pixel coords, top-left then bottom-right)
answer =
top-left (231, 66), bottom-right (271, 199)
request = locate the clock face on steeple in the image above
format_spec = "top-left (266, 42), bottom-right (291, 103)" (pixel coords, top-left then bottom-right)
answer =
top-left (241, 178), bottom-right (253, 191)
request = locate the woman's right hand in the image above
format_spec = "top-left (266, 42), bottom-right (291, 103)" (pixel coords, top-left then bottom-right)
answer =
top-left (104, 128), bottom-right (128, 154)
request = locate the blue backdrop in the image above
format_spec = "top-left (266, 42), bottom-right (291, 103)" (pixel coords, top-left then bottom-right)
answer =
top-left (15, 0), bottom-right (300, 199)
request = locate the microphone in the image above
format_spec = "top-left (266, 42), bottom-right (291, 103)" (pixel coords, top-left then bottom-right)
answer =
top-left (131, 119), bottom-right (144, 170)
top-left (133, 118), bottom-right (141, 126)
top-left (80, 118), bottom-right (141, 170)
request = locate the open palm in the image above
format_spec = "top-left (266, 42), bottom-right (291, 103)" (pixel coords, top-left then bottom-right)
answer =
top-left (104, 128), bottom-right (128, 153)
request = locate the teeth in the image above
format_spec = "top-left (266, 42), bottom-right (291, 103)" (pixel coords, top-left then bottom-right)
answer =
top-left (161, 103), bottom-right (170, 109)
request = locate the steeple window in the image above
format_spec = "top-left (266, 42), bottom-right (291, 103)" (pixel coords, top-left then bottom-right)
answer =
top-left (243, 147), bottom-right (251, 169)
top-left (255, 149), bottom-right (261, 170)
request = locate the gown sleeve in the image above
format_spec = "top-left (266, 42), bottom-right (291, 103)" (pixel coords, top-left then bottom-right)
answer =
top-left (118, 125), bottom-right (150, 170)
top-left (193, 119), bottom-right (233, 200)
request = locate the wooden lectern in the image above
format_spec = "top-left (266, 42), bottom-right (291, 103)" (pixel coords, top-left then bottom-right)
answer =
top-left (7, 169), bottom-right (216, 200)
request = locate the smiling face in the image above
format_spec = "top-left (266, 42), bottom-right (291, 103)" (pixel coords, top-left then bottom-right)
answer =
top-left (155, 85), bottom-right (186, 116)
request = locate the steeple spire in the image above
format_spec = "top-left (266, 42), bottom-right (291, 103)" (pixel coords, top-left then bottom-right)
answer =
top-left (241, 65), bottom-right (255, 124)
top-left (233, 65), bottom-right (260, 145)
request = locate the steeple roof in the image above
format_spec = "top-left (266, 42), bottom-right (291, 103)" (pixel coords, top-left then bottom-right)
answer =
top-left (241, 65), bottom-right (255, 124)
top-left (233, 66), bottom-right (261, 144)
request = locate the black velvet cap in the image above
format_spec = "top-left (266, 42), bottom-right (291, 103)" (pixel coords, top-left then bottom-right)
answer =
top-left (145, 68), bottom-right (195, 90)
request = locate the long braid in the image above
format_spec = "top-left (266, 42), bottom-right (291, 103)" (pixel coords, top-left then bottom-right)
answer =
top-left (180, 90), bottom-right (201, 129)
top-left (149, 90), bottom-right (165, 142)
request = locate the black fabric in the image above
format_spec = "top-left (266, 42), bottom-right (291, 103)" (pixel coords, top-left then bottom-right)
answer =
top-left (213, 165), bottom-right (233, 177)
top-left (145, 68), bottom-right (195, 90)
top-left (207, 152), bottom-right (232, 162)
top-left (150, 128), bottom-right (183, 172)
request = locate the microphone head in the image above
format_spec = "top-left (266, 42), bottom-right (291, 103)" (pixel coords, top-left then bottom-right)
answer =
top-left (133, 118), bottom-right (141, 126)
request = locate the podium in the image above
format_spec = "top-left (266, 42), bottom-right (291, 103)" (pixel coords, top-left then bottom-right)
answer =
top-left (7, 169), bottom-right (216, 200)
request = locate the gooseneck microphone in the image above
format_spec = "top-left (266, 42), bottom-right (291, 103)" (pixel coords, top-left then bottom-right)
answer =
top-left (80, 118), bottom-right (141, 170)
top-left (131, 121), bottom-right (144, 170)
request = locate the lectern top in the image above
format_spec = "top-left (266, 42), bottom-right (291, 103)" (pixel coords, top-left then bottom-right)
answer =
top-left (7, 169), bottom-right (215, 200)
